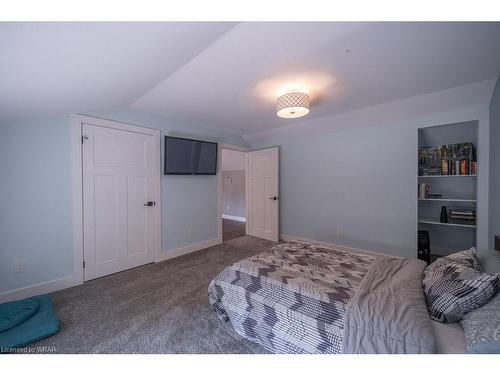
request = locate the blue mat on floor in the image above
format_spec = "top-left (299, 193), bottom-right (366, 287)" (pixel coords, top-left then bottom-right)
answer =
top-left (0, 295), bottom-right (60, 353)
top-left (0, 299), bottom-right (39, 332)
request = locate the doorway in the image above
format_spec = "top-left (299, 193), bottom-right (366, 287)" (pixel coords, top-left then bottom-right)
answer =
top-left (218, 145), bottom-right (280, 243)
top-left (221, 148), bottom-right (247, 241)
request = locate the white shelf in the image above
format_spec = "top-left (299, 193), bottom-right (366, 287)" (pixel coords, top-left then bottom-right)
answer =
top-left (418, 218), bottom-right (476, 228)
top-left (418, 174), bottom-right (477, 178)
top-left (418, 198), bottom-right (477, 203)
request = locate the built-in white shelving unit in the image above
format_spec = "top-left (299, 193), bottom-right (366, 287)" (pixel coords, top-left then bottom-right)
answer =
top-left (417, 121), bottom-right (478, 260)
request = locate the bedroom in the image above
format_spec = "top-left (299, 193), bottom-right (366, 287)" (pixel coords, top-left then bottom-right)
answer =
top-left (1, 0), bottom-right (500, 372)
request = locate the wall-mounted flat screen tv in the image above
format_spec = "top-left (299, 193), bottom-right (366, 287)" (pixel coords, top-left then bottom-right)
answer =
top-left (164, 136), bottom-right (218, 175)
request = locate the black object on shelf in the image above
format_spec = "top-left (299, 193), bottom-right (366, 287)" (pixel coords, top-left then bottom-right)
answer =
top-left (440, 206), bottom-right (448, 223)
top-left (418, 230), bottom-right (431, 264)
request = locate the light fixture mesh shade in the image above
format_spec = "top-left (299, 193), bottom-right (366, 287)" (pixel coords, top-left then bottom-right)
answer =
top-left (276, 92), bottom-right (310, 113)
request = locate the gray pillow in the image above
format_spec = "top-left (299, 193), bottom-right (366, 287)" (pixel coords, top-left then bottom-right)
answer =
top-left (461, 292), bottom-right (500, 353)
top-left (477, 249), bottom-right (500, 274)
top-left (423, 249), bottom-right (498, 323)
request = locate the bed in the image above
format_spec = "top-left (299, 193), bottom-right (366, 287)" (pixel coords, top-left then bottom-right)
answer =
top-left (208, 240), bottom-right (437, 354)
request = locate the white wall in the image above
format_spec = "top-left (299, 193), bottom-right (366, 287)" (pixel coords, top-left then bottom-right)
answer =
top-left (0, 116), bottom-right (74, 295)
top-left (0, 109), bottom-right (247, 300)
top-left (246, 80), bottom-right (495, 258)
top-left (489, 77), bottom-right (500, 249)
top-left (222, 170), bottom-right (246, 219)
top-left (479, 76), bottom-right (500, 274)
top-left (221, 148), bottom-right (245, 172)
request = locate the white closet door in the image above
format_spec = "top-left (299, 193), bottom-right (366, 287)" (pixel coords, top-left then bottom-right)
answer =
top-left (247, 147), bottom-right (279, 242)
top-left (82, 123), bottom-right (155, 281)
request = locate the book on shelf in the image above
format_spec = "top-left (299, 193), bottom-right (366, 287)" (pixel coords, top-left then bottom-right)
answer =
top-left (448, 208), bottom-right (476, 221)
top-left (418, 142), bottom-right (476, 176)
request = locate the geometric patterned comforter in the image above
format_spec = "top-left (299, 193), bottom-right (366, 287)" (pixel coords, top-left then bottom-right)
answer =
top-left (208, 241), bottom-right (375, 353)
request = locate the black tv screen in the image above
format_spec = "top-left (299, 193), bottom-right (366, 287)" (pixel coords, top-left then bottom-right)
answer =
top-left (164, 136), bottom-right (218, 175)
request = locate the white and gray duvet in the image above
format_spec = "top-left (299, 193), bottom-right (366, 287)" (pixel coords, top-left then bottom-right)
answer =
top-left (208, 241), bottom-right (436, 354)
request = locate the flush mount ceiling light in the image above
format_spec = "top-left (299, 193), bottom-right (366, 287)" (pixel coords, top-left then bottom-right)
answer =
top-left (276, 92), bottom-right (310, 119)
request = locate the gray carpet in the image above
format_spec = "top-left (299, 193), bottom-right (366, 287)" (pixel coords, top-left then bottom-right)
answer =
top-left (222, 218), bottom-right (246, 241)
top-left (31, 236), bottom-right (273, 353)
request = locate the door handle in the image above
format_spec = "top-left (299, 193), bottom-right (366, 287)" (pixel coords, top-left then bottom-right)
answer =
top-left (269, 196), bottom-right (278, 201)
top-left (144, 201), bottom-right (156, 207)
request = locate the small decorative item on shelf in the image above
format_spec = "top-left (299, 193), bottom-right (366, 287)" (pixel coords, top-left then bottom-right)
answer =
top-left (440, 206), bottom-right (448, 223)
top-left (418, 183), bottom-right (429, 199)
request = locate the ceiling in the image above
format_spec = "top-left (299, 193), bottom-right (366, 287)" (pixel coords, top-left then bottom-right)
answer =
top-left (2, 22), bottom-right (500, 133)
top-left (0, 22), bottom-right (235, 122)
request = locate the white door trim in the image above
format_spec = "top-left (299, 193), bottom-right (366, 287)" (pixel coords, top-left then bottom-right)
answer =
top-left (218, 143), bottom-right (249, 242)
top-left (71, 114), bottom-right (162, 283)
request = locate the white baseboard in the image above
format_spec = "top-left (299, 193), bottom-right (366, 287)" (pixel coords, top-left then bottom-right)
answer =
top-left (222, 214), bottom-right (246, 222)
top-left (158, 238), bottom-right (221, 262)
top-left (0, 275), bottom-right (81, 304)
top-left (280, 234), bottom-right (396, 258)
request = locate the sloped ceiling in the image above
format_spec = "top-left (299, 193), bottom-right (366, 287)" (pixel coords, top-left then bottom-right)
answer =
top-left (0, 22), bottom-right (236, 122)
top-left (2, 22), bottom-right (500, 135)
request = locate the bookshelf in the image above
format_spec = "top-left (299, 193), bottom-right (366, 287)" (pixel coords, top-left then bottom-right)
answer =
top-left (417, 121), bottom-right (478, 260)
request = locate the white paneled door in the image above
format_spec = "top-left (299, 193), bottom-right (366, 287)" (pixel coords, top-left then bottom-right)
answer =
top-left (82, 123), bottom-right (156, 281)
top-left (247, 147), bottom-right (279, 242)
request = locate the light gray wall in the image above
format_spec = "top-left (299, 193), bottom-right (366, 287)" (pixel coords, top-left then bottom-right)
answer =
top-left (222, 170), bottom-right (245, 218)
top-left (489, 77), bottom-right (500, 249)
top-left (0, 116), bottom-right (74, 293)
top-left (0, 109), bottom-right (247, 295)
top-left (247, 80), bottom-right (494, 258)
top-left (483, 76), bottom-right (500, 273)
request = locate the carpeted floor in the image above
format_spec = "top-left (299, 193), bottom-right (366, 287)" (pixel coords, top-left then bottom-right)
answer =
top-left (222, 218), bottom-right (246, 241)
top-left (30, 236), bottom-right (274, 353)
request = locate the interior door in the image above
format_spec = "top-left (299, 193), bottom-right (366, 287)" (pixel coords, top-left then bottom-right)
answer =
top-left (82, 123), bottom-right (156, 281)
top-left (247, 147), bottom-right (279, 241)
